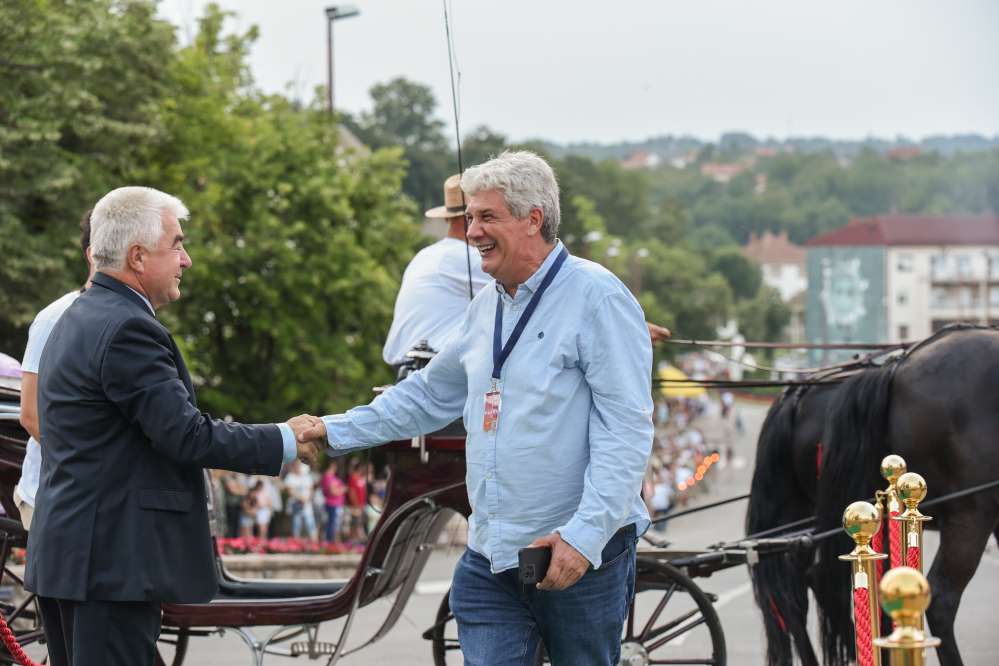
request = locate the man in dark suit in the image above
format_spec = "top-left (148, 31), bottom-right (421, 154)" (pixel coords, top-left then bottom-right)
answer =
top-left (25, 186), bottom-right (324, 665)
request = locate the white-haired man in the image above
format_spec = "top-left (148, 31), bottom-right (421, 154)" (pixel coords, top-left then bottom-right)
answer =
top-left (299, 151), bottom-right (653, 665)
top-left (25, 186), bottom-right (323, 666)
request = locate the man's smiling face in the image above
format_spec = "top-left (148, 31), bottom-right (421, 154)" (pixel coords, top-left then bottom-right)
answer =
top-left (138, 211), bottom-right (192, 310)
top-left (465, 188), bottom-right (533, 285)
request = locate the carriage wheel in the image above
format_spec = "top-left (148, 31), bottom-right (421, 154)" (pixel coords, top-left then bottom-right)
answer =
top-left (155, 627), bottom-right (190, 666)
top-left (0, 533), bottom-right (46, 665)
top-left (623, 557), bottom-right (726, 665)
top-left (430, 589), bottom-right (544, 665)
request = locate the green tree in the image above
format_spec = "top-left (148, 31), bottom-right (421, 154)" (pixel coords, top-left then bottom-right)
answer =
top-left (352, 77), bottom-right (451, 213)
top-left (138, 7), bottom-right (421, 420)
top-left (736, 287), bottom-right (791, 343)
top-left (709, 247), bottom-right (762, 301)
top-left (0, 0), bottom-right (176, 353)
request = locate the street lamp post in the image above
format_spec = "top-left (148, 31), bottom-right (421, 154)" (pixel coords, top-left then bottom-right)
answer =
top-left (325, 5), bottom-right (360, 114)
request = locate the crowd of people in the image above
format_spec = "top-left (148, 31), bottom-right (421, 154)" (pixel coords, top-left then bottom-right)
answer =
top-left (644, 391), bottom-right (740, 532)
top-left (210, 457), bottom-right (388, 544)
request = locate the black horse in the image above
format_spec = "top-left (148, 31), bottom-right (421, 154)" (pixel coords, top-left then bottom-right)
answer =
top-left (746, 367), bottom-right (852, 666)
top-left (748, 325), bottom-right (999, 666)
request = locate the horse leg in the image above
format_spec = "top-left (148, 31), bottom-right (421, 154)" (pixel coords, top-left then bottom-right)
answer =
top-left (925, 515), bottom-right (995, 666)
top-left (787, 598), bottom-right (819, 666)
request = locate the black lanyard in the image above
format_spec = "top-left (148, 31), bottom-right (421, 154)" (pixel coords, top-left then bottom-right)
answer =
top-left (492, 247), bottom-right (569, 381)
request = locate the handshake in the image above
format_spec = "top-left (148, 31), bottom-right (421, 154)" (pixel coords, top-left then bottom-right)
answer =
top-left (286, 415), bottom-right (328, 467)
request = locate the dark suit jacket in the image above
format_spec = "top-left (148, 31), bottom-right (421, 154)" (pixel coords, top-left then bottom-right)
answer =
top-left (26, 272), bottom-right (284, 603)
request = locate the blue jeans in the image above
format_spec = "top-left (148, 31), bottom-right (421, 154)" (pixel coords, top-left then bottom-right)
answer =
top-left (325, 505), bottom-right (343, 542)
top-left (290, 501), bottom-right (316, 538)
top-left (450, 525), bottom-right (636, 666)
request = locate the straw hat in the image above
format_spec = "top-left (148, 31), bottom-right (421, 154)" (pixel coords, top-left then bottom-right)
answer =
top-left (424, 174), bottom-right (466, 219)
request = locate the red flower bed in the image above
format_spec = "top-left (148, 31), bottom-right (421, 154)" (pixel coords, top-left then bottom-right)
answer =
top-left (216, 537), bottom-right (363, 556)
top-left (11, 540), bottom-right (362, 564)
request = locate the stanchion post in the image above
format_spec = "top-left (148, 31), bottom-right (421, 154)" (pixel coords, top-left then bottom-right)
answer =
top-left (840, 501), bottom-right (888, 666)
top-left (895, 472), bottom-right (931, 572)
top-left (873, 567), bottom-right (941, 666)
top-left (894, 472), bottom-right (931, 629)
top-left (880, 455), bottom-right (906, 570)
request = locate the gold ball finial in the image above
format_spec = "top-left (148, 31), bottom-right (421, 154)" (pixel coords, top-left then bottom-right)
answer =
top-left (897, 472), bottom-right (927, 508)
top-left (842, 501), bottom-right (880, 545)
top-left (880, 566), bottom-right (931, 623)
top-left (881, 455), bottom-right (907, 484)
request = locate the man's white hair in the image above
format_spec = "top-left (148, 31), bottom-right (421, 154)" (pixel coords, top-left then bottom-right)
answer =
top-left (461, 150), bottom-right (561, 243)
top-left (90, 186), bottom-right (189, 271)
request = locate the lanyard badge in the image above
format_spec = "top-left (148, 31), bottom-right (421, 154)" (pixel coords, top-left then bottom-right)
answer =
top-left (483, 380), bottom-right (502, 433)
top-left (485, 247), bottom-right (568, 433)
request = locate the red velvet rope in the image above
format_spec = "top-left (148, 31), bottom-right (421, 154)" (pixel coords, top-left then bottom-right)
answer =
top-left (907, 545), bottom-right (920, 570)
top-left (871, 525), bottom-right (884, 627)
top-left (853, 585), bottom-right (876, 666)
top-left (889, 509), bottom-right (902, 569)
top-left (0, 615), bottom-right (41, 666)
top-left (872, 524), bottom-right (884, 577)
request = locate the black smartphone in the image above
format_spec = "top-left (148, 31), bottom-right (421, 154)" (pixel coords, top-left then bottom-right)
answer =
top-left (518, 546), bottom-right (552, 586)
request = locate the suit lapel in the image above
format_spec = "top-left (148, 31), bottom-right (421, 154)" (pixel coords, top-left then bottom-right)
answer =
top-left (166, 331), bottom-right (197, 408)
top-left (91, 273), bottom-right (198, 408)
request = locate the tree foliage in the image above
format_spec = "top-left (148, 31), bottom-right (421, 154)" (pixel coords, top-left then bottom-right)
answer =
top-left (3, 2), bottom-right (420, 421)
top-left (5, 1), bottom-right (994, 418)
top-left (0, 0), bottom-right (175, 352)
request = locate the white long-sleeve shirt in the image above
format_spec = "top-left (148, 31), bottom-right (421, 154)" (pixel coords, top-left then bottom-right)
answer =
top-left (382, 238), bottom-right (491, 365)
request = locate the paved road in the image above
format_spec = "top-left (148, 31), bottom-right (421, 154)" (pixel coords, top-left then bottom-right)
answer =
top-left (54, 400), bottom-right (998, 665)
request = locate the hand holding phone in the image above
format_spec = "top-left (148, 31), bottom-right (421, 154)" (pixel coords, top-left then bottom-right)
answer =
top-left (518, 546), bottom-right (552, 586)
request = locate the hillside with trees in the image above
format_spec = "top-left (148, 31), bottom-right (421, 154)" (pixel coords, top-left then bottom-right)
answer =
top-left (4, 1), bottom-right (996, 420)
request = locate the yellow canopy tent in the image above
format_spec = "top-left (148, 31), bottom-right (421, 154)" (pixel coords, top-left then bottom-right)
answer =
top-left (658, 365), bottom-right (706, 398)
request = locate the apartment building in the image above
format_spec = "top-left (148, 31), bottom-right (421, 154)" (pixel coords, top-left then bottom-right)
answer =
top-left (804, 214), bottom-right (999, 362)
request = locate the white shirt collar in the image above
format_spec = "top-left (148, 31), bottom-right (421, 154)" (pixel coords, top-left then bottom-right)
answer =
top-left (126, 286), bottom-right (155, 315)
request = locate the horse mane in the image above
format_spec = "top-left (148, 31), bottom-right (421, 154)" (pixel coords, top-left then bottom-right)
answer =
top-left (810, 323), bottom-right (984, 664)
top-left (746, 387), bottom-right (815, 666)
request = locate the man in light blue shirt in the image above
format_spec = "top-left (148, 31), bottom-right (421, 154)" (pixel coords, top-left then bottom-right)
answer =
top-left (299, 151), bottom-right (653, 665)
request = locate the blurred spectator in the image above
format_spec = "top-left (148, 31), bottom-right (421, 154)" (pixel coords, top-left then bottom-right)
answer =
top-left (285, 461), bottom-right (318, 541)
top-left (240, 481), bottom-right (261, 538)
top-left (221, 472), bottom-right (248, 538)
top-left (251, 478), bottom-right (275, 538)
top-left (208, 470), bottom-right (228, 537)
top-left (321, 460), bottom-right (346, 543)
top-left (347, 459), bottom-right (368, 541)
top-left (365, 465), bottom-right (388, 534)
top-left (721, 391), bottom-right (734, 419)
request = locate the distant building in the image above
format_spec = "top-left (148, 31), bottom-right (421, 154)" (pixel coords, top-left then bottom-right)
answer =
top-left (742, 231), bottom-right (807, 302)
top-left (742, 231), bottom-right (808, 344)
top-left (699, 162), bottom-right (746, 183)
top-left (621, 151), bottom-right (661, 170)
top-left (886, 145), bottom-right (921, 161)
top-left (805, 214), bottom-right (999, 362)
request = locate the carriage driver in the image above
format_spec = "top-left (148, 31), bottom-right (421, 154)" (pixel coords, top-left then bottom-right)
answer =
top-left (298, 150), bottom-right (654, 666)
top-left (382, 173), bottom-right (491, 370)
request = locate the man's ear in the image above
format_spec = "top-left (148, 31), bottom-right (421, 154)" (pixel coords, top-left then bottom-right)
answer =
top-left (527, 208), bottom-right (545, 236)
top-left (126, 244), bottom-right (146, 273)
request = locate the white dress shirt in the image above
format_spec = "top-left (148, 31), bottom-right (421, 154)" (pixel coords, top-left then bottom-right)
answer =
top-left (383, 238), bottom-right (491, 365)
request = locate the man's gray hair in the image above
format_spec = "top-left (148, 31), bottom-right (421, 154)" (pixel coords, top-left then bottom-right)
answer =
top-left (461, 150), bottom-right (561, 243)
top-left (90, 186), bottom-right (189, 271)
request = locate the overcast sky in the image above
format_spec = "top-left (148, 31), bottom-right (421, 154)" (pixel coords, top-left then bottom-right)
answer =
top-left (158, 0), bottom-right (999, 144)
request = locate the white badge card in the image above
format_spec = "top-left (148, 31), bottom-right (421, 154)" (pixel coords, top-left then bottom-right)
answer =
top-left (483, 388), bottom-right (502, 432)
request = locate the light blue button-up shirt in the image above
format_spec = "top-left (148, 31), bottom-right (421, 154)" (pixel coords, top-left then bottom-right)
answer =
top-left (322, 242), bottom-right (653, 572)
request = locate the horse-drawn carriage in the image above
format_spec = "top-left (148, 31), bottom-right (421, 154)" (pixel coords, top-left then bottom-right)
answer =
top-left (4, 324), bottom-right (996, 665)
top-left (0, 375), bottom-right (730, 665)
